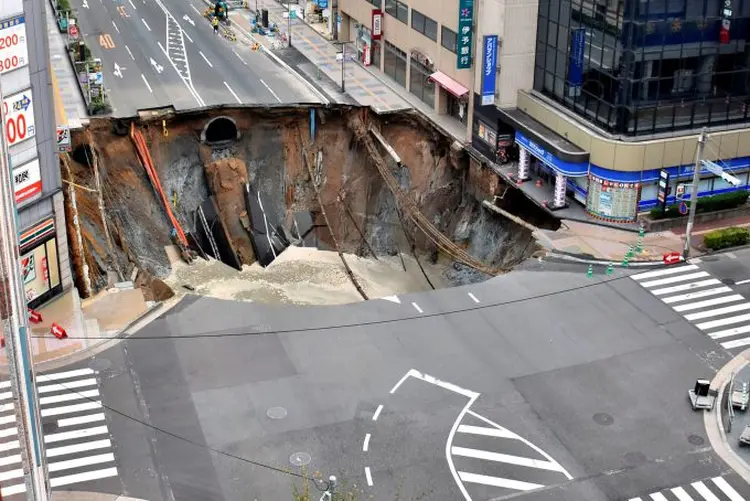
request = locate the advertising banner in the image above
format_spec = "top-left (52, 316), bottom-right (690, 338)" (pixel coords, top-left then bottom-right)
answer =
top-left (457, 0), bottom-right (474, 69)
top-left (372, 9), bottom-right (382, 40)
top-left (3, 88), bottom-right (35, 148)
top-left (481, 35), bottom-right (498, 105)
top-left (13, 158), bottom-right (42, 205)
top-left (0, 0), bottom-right (23, 18)
top-left (57, 126), bottom-right (72, 152)
top-left (568, 27), bottom-right (586, 96)
top-left (0, 15), bottom-right (28, 75)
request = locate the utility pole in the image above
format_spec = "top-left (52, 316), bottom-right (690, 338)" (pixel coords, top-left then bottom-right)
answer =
top-left (0, 84), bottom-right (50, 501)
top-left (287, 1), bottom-right (292, 46)
top-left (464, 0), bottom-right (479, 143)
top-left (333, 40), bottom-right (354, 93)
top-left (683, 127), bottom-right (708, 258)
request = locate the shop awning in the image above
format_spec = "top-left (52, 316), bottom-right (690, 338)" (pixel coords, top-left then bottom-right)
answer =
top-left (429, 72), bottom-right (469, 98)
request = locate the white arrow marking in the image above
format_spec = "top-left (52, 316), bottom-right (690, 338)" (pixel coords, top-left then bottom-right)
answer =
top-left (182, 14), bottom-right (195, 26)
top-left (149, 58), bottom-right (164, 74)
top-left (82, 0), bottom-right (89, 8)
top-left (113, 62), bottom-right (125, 78)
top-left (381, 295), bottom-right (400, 304)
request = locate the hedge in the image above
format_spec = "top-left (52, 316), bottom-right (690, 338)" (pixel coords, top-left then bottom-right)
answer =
top-left (650, 190), bottom-right (749, 220)
top-left (703, 227), bottom-right (750, 250)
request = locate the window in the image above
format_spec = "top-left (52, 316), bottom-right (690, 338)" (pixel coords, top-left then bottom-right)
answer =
top-left (366, 0), bottom-right (380, 6)
top-left (411, 10), bottom-right (437, 41)
top-left (384, 41), bottom-right (407, 87)
top-left (409, 57), bottom-right (435, 107)
top-left (441, 26), bottom-right (457, 53)
top-left (385, 0), bottom-right (408, 23)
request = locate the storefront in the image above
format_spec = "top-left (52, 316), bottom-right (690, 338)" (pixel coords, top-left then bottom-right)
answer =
top-left (429, 71), bottom-right (469, 123)
top-left (384, 41), bottom-right (407, 87)
top-left (355, 23), bottom-right (372, 66)
top-left (409, 50), bottom-right (435, 107)
top-left (20, 217), bottom-right (63, 309)
top-left (472, 95), bottom-right (516, 164)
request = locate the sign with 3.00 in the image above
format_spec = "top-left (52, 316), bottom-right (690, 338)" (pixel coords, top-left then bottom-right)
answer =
top-left (0, 16), bottom-right (28, 75)
top-left (2, 88), bottom-right (34, 147)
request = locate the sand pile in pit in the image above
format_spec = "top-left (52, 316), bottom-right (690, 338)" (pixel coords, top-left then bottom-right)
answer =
top-left (163, 246), bottom-right (446, 306)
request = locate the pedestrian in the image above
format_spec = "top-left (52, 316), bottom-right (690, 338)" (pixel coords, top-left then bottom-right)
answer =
top-left (212, 16), bottom-right (219, 34)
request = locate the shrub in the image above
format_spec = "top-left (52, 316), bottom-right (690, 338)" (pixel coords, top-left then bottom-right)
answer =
top-left (649, 190), bottom-right (749, 220)
top-left (703, 227), bottom-right (750, 250)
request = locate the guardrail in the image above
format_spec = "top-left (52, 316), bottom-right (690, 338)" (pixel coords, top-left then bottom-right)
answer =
top-left (724, 372), bottom-right (736, 433)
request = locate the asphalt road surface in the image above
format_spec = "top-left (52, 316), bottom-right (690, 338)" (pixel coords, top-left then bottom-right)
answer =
top-left (51, 260), bottom-right (750, 501)
top-left (69, 0), bottom-right (321, 116)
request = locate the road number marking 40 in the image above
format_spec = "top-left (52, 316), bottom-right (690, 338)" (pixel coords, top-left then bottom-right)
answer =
top-left (99, 34), bottom-right (116, 49)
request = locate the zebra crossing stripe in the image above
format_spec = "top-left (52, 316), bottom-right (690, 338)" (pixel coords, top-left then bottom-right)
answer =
top-left (631, 265), bottom-right (699, 280)
top-left (670, 486), bottom-right (694, 501)
top-left (451, 446), bottom-right (566, 472)
top-left (708, 325), bottom-right (750, 340)
top-left (713, 476), bottom-right (745, 501)
top-left (696, 313), bottom-right (750, 331)
top-left (458, 471), bottom-right (544, 491)
top-left (640, 271), bottom-right (710, 288)
top-left (651, 279), bottom-right (722, 296)
top-left (662, 286), bottom-right (733, 304)
top-left (721, 337), bottom-right (750, 350)
top-left (649, 492), bottom-right (668, 501)
top-left (673, 294), bottom-right (745, 312)
top-left (685, 303), bottom-right (750, 322)
top-left (692, 481), bottom-right (722, 501)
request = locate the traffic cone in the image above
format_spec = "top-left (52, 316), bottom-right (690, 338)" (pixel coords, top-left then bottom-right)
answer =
top-left (622, 255), bottom-right (630, 268)
top-left (606, 262), bottom-right (613, 275)
top-left (587, 264), bottom-right (593, 278)
top-left (636, 241), bottom-right (643, 253)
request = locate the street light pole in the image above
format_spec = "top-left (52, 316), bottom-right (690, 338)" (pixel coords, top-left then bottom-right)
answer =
top-left (287, 2), bottom-right (292, 46)
top-left (683, 127), bottom-right (708, 259)
top-left (333, 40), bottom-right (354, 93)
top-left (0, 84), bottom-right (50, 501)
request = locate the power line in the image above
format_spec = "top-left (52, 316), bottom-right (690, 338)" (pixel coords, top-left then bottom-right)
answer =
top-left (30, 260), bottom-right (682, 341)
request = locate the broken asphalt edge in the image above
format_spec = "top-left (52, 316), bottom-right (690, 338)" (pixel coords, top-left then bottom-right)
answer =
top-left (52, 491), bottom-right (150, 501)
top-left (706, 348), bottom-right (750, 485)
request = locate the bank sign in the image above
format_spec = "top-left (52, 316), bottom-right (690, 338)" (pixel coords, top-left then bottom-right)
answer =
top-left (568, 27), bottom-right (586, 96)
top-left (457, 0), bottom-right (474, 69)
top-left (481, 35), bottom-right (498, 105)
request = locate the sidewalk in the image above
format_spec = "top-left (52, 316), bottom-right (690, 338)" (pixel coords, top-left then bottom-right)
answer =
top-left (46, 1), bottom-right (89, 130)
top-left (54, 491), bottom-right (149, 501)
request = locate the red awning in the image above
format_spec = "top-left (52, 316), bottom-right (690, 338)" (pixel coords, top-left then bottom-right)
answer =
top-left (428, 71), bottom-right (469, 98)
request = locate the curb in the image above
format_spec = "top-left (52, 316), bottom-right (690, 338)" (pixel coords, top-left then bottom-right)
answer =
top-left (706, 349), bottom-right (750, 485)
top-left (543, 251), bottom-right (675, 267)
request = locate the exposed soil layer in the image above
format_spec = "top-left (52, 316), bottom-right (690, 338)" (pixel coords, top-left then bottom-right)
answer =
top-left (63, 106), bottom-right (553, 300)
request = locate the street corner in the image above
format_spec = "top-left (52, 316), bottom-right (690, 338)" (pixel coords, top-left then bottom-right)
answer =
top-left (362, 369), bottom-right (575, 501)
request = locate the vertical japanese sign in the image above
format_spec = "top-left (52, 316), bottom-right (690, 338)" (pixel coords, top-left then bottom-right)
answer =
top-left (657, 169), bottom-right (670, 212)
top-left (720, 0), bottom-right (732, 44)
top-left (568, 27), bottom-right (585, 97)
top-left (457, 0), bottom-right (474, 69)
top-left (481, 35), bottom-right (497, 105)
top-left (372, 9), bottom-right (382, 40)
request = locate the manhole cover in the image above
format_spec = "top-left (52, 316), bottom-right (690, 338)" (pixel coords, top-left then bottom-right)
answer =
top-left (267, 407), bottom-right (287, 420)
top-left (290, 452), bottom-right (311, 467)
top-left (593, 413), bottom-right (614, 426)
top-left (89, 358), bottom-right (111, 371)
top-left (722, 278), bottom-right (736, 285)
top-left (623, 451), bottom-right (647, 465)
top-left (688, 434), bottom-right (705, 446)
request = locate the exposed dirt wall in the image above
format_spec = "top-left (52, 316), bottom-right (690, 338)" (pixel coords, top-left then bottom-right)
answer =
top-left (64, 106), bottom-right (546, 297)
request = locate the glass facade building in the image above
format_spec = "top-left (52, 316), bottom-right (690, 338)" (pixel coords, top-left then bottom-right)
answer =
top-left (534, 0), bottom-right (750, 136)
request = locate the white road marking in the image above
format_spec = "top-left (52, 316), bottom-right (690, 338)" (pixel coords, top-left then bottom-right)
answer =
top-left (697, 313), bottom-right (750, 331)
top-left (726, 252), bottom-right (738, 259)
top-left (0, 440), bottom-right (19, 452)
top-left (260, 79), bottom-right (282, 103)
top-left (223, 81), bottom-right (242, 103)
top-left (46, 438), bottom-right (112, 458)
top-left (0, 483), bottom-right (25, 496)
top-left (141, 18), bottom-right (151, 31)
top-left (190, 4), bottom-right (202, 15)
top-left (126, 45), bottom-right (135, 60)
top-left (58, 413), bottom-right (106, 427)
top-left (363, 433), bottom-right (370, 452)
top-left (391, 369), bottom-right (479, 398)
top-left (0, 468), bottom-right (23, 482)
top-left (199, 51), bottom-right (213, 67)
top-left (0, 381), bottom-right (9, 389)
top-left (232, 49), bottom-right (247, 65)
top-left (0, 414), bottom-right (15, 425)
top-left (141, 74), bottom-right (153, 93)
top-left (670, 486), bottom-right (693, 501)
top-left (692, 481), bottom-right (721, 501)
top-left (182, 29), bottom-right (194, 43)
top-left (0, 454), bottom-right (21, 467)
top-left (673, 294), bottom-right (744, 312)
top-left (364, 466), bottom-right (373, 486)
top-left (662, 286), bottom-right (732, 304)
top-left (467, 292), bottom-right (480, 303)
top-left (112, 20), bottom-right (120, 33)
top-left (0, 391), bottom-right (12, 401)
top-left (736, 279), bottom-right (750, 285)
top-left (372, 405), bottom-right (383, 421)
top-left (451, 446), bottom-right (566, 471)
top-left (129, 0), bottom-right (136, 8)
top-left (45, 425), bottom-right (109, 444)
top-left (649, 493), bottom-right (668, 501)
top-left (457, 424), bottom-right (517, 440)
top-left (411, 302), bottom-right (423, 314)
top-left (632, 265), bottom-right (699, 281)
top-left (640, 271), bottom-right (710, 288)
top-left (41, 401), bottom-right (103, 417)
top-left (713, 476), bottom-right (744, 501)
top-left (685, 303), bottom-right (750, 321)
top-left (48, 453), bottom-right (115, 473)
top-left (651, 279), bottom-right (721, 296)
top-left (458, 471), bottom-right (543, 491)
top-left (38, 378), bottom-right (97, 394)
top-left (722, 337), bottom-right (750, 350)
top-left (37, 368), bottom-right (95, 382)
top-left (40, 388), bottom-right (99, 405)
top-left (381, 295), bottom-right (400, 303)
top-left (709, 324), bottom-right (750, 340)
top-left (0, 427), bottom-right (17, 438)
top-left (50, 467), bottom-right (119, 487)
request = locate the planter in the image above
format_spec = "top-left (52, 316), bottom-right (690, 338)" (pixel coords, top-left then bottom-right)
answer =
top-left (639, 203), bottom-right (750, 232)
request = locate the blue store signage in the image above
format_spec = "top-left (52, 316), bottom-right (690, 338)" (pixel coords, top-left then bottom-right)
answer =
top-left (481, 35), bottom-right (498, 106)
top-left (568, 27), bottom-right (586, 95)
top-left (515, 131), bottom-right (588, 176)
top-left (456, 0), bottom-right (474, 69)
top-left (317, 0), bottom-right (328, 8)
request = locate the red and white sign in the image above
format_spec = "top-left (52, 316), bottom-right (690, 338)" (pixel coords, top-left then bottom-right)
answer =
top-left (363, 43), bottom-right (371, 66)
top-left (663, 251), bottom-right (682, 265)
top-left (3, 89), bottom-right (35, 147)
top-left (13, 158), bottom-right (41, 205)
top-left (0, 15), bottom-right (28, 75)
top-left (68, 25), bottom-right (79, 38)
top-left (372, 9), bottom-right (382, 40)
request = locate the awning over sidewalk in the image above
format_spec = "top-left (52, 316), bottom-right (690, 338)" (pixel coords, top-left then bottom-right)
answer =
top-left (429, 71), bottom-right (469, 98)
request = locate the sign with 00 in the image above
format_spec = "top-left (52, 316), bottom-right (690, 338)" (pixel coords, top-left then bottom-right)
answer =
top-left (3, 88), bottom-right (35, 147)
top-left (0, 16), bottom-right (28, 75)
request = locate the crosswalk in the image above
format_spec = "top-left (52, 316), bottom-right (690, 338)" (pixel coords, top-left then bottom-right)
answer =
top-left (448, 409), bottom-right (572, 500)
top-left (632, 264), bottom-right (750, 351)
top-left (630, 475), bottom-right (748, 500)
top-left (0, 367), bottom-right (119, 498)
